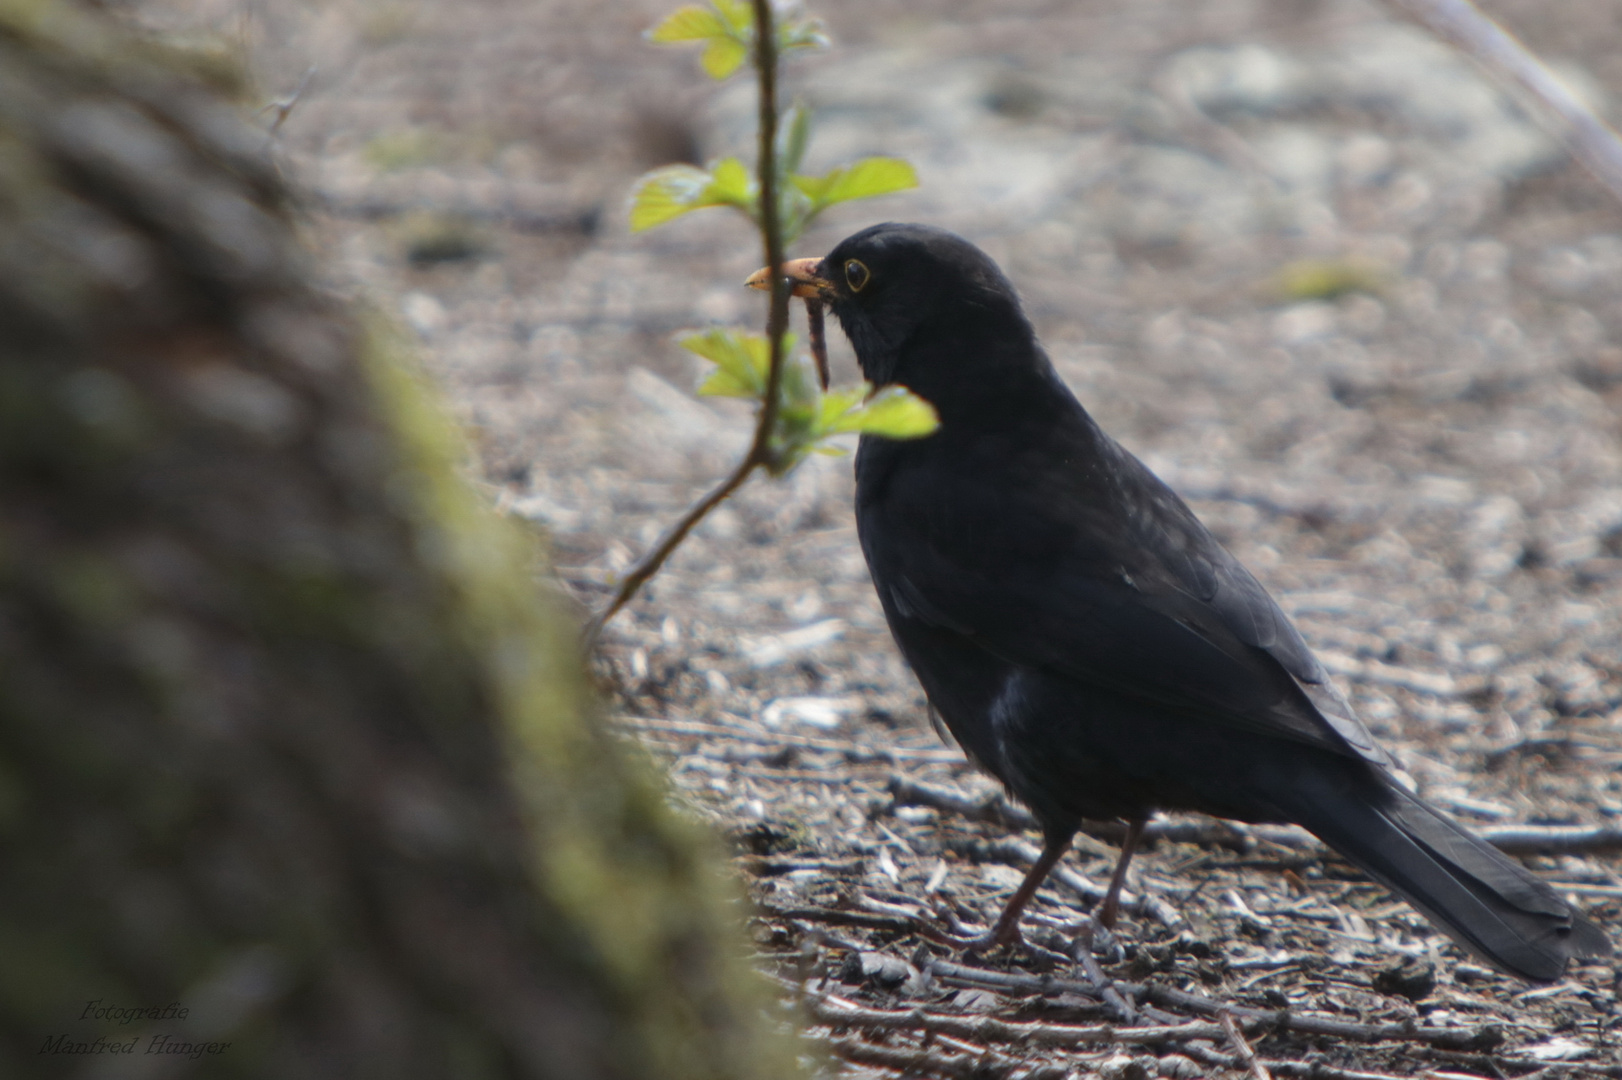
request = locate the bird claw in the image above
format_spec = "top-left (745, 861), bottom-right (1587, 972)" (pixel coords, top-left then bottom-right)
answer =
top-left (958, 926), bottom-right (1074, 970)
top-left (958, 924), bottom-right (1023, 955)
top-left (954, 916), bottom-right (1045, 957)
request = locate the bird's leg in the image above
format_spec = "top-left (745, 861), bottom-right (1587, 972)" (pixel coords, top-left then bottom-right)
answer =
top-left (966, 832), bottom-right (1073, 952)
top-left (1096, 817), bottom-right (1146, 929)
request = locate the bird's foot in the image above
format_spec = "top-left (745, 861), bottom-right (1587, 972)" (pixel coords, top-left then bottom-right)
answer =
top-left (956, 919), bottom-right (1023, 955)
top-left (953, 920), bottom-right (1077, 968)
top-left (930, 903), bottom-right (1011, 953)
top-left (958, 928), bottom-right (1073, 969)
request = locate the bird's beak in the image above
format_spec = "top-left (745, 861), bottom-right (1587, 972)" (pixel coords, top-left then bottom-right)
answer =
top-left (744, 257), bottom-right (832, 298)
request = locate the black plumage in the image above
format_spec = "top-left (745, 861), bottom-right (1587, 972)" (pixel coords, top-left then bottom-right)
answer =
top-left (749, 222), bottom-right (1611, 981)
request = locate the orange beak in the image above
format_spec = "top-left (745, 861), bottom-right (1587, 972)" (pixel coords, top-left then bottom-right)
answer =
top-left (744, 257), bottom-right (833, 298)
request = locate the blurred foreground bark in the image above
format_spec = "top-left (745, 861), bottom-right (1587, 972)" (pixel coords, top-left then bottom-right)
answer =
top-left (0, 5), bottom-right (798, 1078)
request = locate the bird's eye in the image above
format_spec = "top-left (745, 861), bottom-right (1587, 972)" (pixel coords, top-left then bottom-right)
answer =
top-left (844, 259), bottom-right (871, 292)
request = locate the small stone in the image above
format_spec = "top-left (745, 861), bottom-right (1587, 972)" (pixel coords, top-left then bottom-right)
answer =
top-left (1372, 956), bottom-right (1436, 1002)
top-left (1098, 1053), bottom-right (1153, 1080)
top-left (1156, 1055), bottom-right (1204, 1079)
top-left (839, 950), bottom-right (915, 990)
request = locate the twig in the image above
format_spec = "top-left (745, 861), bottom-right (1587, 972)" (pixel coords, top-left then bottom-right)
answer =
top-left (749, 0), bottom-right (791, 479)
top-left (1134, 981), bottom-right (1503, 1051)
top-left (1074, 929), bottom-right (1138, 1024)
top-left (817, 1000), bottom-right (1473, 1080)
top-left (756, 901), bottom-right (955, 942)
top-left (824, 1034), bottom-right (1071, 1080)
top-left (1264, 1064), bottom-right (1460, 1080)
top-left (582, 455), bottom-right (760, 646)
top-left (812, 992), bottom-right (1228, 1048)
top-left (614, 714), bottom-right (964, 762)
top-left (890, 775), bottom-right (1300, 849)
top-left (888, 775), bottom-right (1037, 828)
top-left (1545, 881), bottom-right (1622, 896)
top-left (1476, 824), bottom-right (1622, 855)
top-left (583, 0), bottom-right (791, 649)
top-left (1383, 0), bottom-right (1622, 207)
top-left (924, 960), bottom-right (1503, 1049)
top-left (737, 855), bottom-right (865, 876)
top-left (1221, 1008), bottom-right (1274, 1080)
top-left (891, 775), bottom-right (1622, 856)
top-left (260, 65), bottom-right (316, 135)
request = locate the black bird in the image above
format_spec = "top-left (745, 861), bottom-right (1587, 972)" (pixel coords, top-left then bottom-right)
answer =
top-left (747, 222), bottom-right (1611, 981)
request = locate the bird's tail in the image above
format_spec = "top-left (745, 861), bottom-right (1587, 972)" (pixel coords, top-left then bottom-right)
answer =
top-left (1283, 771), bottom-right (1611, 982)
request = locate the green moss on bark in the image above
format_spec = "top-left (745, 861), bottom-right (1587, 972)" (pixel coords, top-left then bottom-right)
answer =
top-left (0, 3), bottom-right (802, 1078)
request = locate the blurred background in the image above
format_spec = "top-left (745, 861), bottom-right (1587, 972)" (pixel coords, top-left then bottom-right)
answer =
top-left (112, 0), bottom-right (1622, 817)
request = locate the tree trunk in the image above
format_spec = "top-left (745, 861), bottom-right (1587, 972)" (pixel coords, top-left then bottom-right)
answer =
top-left (0, 5), bottom-right (799, 1078)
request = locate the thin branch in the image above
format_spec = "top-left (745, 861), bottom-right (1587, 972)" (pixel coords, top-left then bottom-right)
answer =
top-left (1475, 823), bottom-right (1622, 855)
top-left (612, 714), bottom-right (965, 763)
top-left (757, 900), bottom-right (961, 944)
top-left (1264, 1063), bottom-right (1468, 1080)
top-left (1131, 979), bottom-right (1502, 1050)
top-left (890, 774), bottom-right (1622, 857)
top-left (1073, 931), bottom-right (1139, 1024)
top-left (922, 959), bottom-right (1505, 1049)
top-left (751, 0), bottom-right (790, 467)
top-left (824, 1034), bottom-right (1071, 1080)
top-left (1221, 1009), bottom-right (1274, 1080)
top-left (582, 453), bottom-right (757, 645)
top-left (259, 65), bottom-right (317, 135)
top-left (584, 0), bottom-right (789, 649)
top-left (1384, 0), bottom-right (1622, 207)
top-left (812, 991), bottom-right (1229, 1048)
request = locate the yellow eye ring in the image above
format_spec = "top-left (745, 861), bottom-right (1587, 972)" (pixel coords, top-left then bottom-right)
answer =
top-left (844, 259), bottom-right (871, 292)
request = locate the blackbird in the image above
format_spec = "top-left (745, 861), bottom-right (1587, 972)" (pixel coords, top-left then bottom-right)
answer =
top-left (747, 222), bottom-right (1611, 981)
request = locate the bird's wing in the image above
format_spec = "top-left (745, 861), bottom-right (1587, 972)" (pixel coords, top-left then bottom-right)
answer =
top-left (859, 428), bottom-right (1386, 764)
top-left (1118, 450), bottom-right (1386, 763)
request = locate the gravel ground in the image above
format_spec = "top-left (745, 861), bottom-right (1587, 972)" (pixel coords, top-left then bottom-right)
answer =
top-left (125, 0), bottom-right (1622, 1074)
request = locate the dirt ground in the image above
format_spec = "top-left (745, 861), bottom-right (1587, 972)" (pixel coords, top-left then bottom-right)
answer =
top-left (124, 0), bottom-right (1622, 1075)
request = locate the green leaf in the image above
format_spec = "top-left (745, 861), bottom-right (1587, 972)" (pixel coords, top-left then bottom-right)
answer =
top-left (629, 165), bottom-right (714, 231)
top-left (706, 156), bottom-right (754, 205)
top-left (789, 158), bottom-right (919, 235)
top-left (700, 34), bottom-right (749, 79)
top-left (629, 160), bottom-right (758, 232)
top-left (680, 327), bottom-right (764, 397)
top-left (679, 327), bottom-right (796, 400)
top-left (711, 0), bottom-right (753, 34)
top-left (776, 351), bottom-right (821, 412)
top-left (788, 171), bottom-right (831, 204)
top-left (820, 384), bottom-right (939, 439)
top-left (1266, 258), bottom-right (1390, 302)
top-left (695, 367), bottom-right (757, 398)
top-left (646, 2), bottom-right (752, 79)
top-left (779, 101), bottom-right (813, 175)
top-left (777, 16), bottom-right (829, 54)
top-left (646, 5), bottom-right (727, 42)
top-left (815, 157), bottom-right (919, 207)
top-left (814, 386), bottom-right (867, 427)
top-left (854, 386), bottom-right (939, 438)
top-left (647, 1), bottom-right (825, 80)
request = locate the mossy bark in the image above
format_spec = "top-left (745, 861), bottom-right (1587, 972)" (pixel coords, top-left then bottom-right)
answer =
top-left (0, 5), bottom-right (800, 1078)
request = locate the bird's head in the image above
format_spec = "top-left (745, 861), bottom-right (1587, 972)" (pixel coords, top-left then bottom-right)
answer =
top-left (746, 223), bottom-right (1034, 388)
